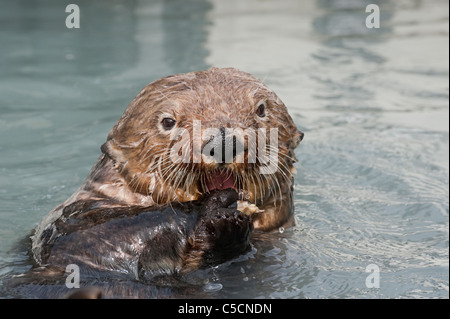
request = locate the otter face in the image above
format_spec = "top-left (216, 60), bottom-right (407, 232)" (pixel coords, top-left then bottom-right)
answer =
top-left (101, 68), bottom-right (303, 230)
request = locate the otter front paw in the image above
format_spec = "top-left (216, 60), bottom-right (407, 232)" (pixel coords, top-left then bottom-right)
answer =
top-left (196, 207), bottom-right (252, 267)
top-left (183, 190), bottom-right (253, 271)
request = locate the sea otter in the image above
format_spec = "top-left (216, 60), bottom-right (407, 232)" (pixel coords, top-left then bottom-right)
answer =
top-left (25, 68), bottom-right (303, 297)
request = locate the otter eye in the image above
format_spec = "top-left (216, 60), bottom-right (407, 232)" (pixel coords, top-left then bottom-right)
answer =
top-left (256, 102), bottom-right (266, 117)
top-left (161, 117), bottom-right (176, 130)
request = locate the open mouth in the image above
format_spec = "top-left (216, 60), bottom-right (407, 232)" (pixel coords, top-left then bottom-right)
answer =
top-left (195, 168), bottom-right (254, 204)
top-left (204, 169), bottom-right (236, 192)
top-left (200, 169), bottom-right (262, 216)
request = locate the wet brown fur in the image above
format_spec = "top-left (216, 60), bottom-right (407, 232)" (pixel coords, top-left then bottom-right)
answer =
top-left (95, 67), bottom-right (301, 230)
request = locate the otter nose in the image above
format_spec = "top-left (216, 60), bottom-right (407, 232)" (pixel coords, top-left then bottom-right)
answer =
top-left (203, 127), bottom-right (243, 163)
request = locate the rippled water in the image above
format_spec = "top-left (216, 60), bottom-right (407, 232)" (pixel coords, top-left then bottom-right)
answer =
top-left (0, 0), bottom-right (448, 298)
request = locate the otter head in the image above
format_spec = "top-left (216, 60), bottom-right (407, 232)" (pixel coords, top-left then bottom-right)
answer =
top-left (101, 68), bottom-right (303, 231)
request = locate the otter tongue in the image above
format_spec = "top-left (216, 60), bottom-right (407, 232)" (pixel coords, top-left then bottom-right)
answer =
top-left (206, 171), bottom-right (235, 191)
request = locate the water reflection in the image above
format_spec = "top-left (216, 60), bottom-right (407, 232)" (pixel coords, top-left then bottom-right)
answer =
top-left (162, 0), bottom-right (212, 73)
top-left (0, 0), bottom-right (138, 79)
top-left (311, 0), bottom-right (393, 113)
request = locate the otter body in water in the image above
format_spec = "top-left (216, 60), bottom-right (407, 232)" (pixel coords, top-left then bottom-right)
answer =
top-left (26, 68), bottom-right (303, 296)
top-left (34, 189), bottom-right (251, 277)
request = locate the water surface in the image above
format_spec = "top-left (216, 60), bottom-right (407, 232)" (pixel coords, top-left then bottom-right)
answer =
top-left (0, 0), bottom-right (448, 298)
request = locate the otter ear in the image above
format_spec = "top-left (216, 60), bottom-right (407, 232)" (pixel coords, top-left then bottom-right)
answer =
top-left (290, 129), bottom-right (303, 150)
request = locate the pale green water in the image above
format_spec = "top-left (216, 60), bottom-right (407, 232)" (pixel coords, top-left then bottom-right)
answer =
top-left (0, 0), bottom-right (448, 298)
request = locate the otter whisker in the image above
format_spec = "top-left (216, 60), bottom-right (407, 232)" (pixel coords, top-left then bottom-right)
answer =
top-left (135, 174), bottom-right (146, 196)
top-left (158, 152), bottom-right (178, 179)
top-left (261, 150), bottom-right (289, 207)
top-left (179, 165), bottom-right (192, 195)
top-left (171, 164), bottom-right (188, 198)
top-left (248, 171), bottom-right (258, 205)
top-left (184, 167), bottom-right (197, 195)
top-left (140, 147), bottom-right (168, 168)
top-left (199, 172), bottom-right (207, 193)
top-left (255, 169), bottom-right (266, 205)
top-left (265, 144), bottom-right (292, 183)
